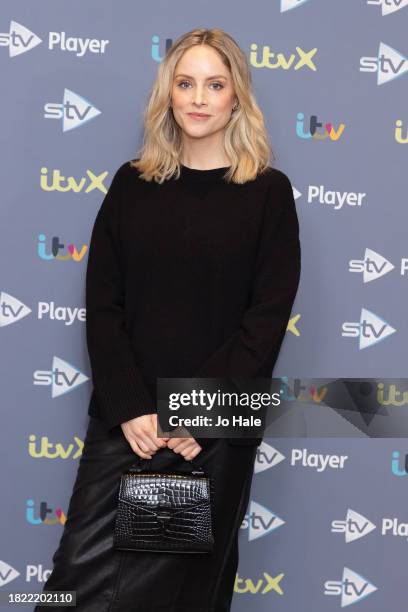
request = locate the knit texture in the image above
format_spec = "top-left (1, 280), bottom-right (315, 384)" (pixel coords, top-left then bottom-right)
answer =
top-left (85, 159), bottom-right (301, 449)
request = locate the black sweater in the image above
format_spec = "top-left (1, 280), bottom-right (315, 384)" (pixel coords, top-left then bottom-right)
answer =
top-left (86, 160), bottom-right (301, 447)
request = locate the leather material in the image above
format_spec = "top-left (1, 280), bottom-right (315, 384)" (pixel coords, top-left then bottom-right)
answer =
top-left (227, 436), bottom-right (263, 446)
top-left (34, 416), bottom-right (257, 611)
top-left (195, 436), bottom-right (263, 449)
top-left (114, 467), bottom-right (214, 553)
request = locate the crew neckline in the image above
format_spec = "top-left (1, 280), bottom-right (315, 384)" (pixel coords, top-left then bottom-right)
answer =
top-left (179, 163), bottom-right (231, 182)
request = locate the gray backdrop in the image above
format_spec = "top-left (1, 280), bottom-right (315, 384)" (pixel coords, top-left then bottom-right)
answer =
top-left (0, 0), bottom-right (407, 610)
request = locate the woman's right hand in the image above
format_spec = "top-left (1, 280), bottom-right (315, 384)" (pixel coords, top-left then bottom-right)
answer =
top-left (120, 414), bottom-right (169, 459)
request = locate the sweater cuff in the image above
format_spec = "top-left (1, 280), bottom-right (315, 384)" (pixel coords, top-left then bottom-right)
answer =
top-left (195, 437), bottom-right (219, 451)
top-left (91, 366), bottom-right (156, 431)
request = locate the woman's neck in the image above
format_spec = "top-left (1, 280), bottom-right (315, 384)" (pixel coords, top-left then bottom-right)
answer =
top-left (180, 142), bottom-right (230, 170)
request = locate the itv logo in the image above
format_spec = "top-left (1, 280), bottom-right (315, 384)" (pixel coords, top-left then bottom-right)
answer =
top-left (37, 234), bottom-right (88, 262)
top-left (26, 499), bottom-right (67, 524)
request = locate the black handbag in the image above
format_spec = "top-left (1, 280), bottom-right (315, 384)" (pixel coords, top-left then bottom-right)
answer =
top-left (113, 454), bottom-right (214, 553)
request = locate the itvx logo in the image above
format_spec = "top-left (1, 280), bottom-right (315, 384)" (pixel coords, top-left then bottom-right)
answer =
top-left (250, 44), bottom-right (317, 70)
top-left (341, 308), bottom-right (396, 349)
top-left (360, 42), bottom-right (408, 85)
top-left (367, 0), bottom-right (408, 16)
top-left (240, 500), bottom-right (285, 541)
top-left (40, 168), bottom-right (108, 194)
top-left (0, 21), bottom-right (109, 57)
top-left (29, 434), bottom-right (84, 459)
top-left (324, 567), bottom-right (377, 606)
top-left (234, 571), bottom-right (284, 595)
top-left (0, 292), bottom-right (85, 327)
top-left (38, 234), bottom-right (88, 262)
top-left (44, 88), bottom-right (101, 132)
top-left (349, 248), bottom-right (408, 282)
top-left (33, 356), bottom-right (89, 397)
top-left (296, 113), bottom-right (345, 141)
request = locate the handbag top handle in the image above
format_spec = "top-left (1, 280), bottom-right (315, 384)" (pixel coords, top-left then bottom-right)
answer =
top-left (128, 453), bottom-right (206, 476)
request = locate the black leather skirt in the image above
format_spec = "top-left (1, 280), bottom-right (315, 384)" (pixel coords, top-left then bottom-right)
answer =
top-left (34, 416), bottom-right (257, 612)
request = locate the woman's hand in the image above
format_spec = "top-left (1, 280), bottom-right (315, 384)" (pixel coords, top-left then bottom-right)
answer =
top-left (120, 413), bottom-right (169, 459)
top-left (166, 436), bottom-right (203, 461)
top-left (121, 416), bottom-right (202, 461)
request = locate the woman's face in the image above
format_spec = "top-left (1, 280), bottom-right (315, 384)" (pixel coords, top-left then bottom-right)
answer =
top-left (171, 45), bottom-right (237, 142)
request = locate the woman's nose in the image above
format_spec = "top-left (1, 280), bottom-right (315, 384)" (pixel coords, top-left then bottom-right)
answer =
top-left (192, 87), bottom-right (207, 106)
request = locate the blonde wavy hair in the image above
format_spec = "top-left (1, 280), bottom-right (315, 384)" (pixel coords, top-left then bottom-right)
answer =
top-left (131, 28), bottom-right (275, 184)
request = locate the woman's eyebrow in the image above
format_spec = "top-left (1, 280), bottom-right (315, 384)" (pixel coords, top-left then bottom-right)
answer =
top-left (174, 74), bottom-right (228, 80)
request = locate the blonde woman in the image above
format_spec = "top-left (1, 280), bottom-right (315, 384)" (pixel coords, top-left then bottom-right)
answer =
top-left (35, 27), bottom-right (301, 612)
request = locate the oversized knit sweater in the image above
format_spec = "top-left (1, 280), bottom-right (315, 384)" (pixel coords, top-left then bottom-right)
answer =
top-left (85, 159), bottom-right (301, 448)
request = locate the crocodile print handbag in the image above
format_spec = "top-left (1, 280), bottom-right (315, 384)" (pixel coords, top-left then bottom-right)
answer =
top-left (113, 455), bottom-right (214, 553)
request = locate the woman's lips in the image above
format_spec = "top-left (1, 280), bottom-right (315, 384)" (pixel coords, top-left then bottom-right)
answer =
top-left (187, 113), bottom-right (211, 120)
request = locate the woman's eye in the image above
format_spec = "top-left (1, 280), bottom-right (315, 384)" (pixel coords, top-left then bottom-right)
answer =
top-left (177, 81), bottom-right (224, 90)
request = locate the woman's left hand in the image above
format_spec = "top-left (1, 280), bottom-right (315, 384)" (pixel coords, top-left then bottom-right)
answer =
top-left (166, 428), bottom-right (203, 461)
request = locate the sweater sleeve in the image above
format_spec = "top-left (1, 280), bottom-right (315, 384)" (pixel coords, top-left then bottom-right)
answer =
top-left (193, 168), bottom-right (301, 393)
top-left (85, 163), bottom-right (156, 430)
top-left (193, 170), bottom-right (301, 450)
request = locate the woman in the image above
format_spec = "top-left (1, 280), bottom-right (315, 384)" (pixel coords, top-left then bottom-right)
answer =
top-left (35, 27), bottom-right (301, 612)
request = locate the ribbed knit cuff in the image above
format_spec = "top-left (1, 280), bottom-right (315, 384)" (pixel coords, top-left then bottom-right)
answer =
top-left (195, 437), bottom-right (219, 451)
top-left (92, 365), bottom-right (156, 431)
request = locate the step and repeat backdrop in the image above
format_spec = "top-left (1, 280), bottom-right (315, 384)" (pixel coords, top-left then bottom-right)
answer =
top-left (0, 0), bottom-right (406, 610)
